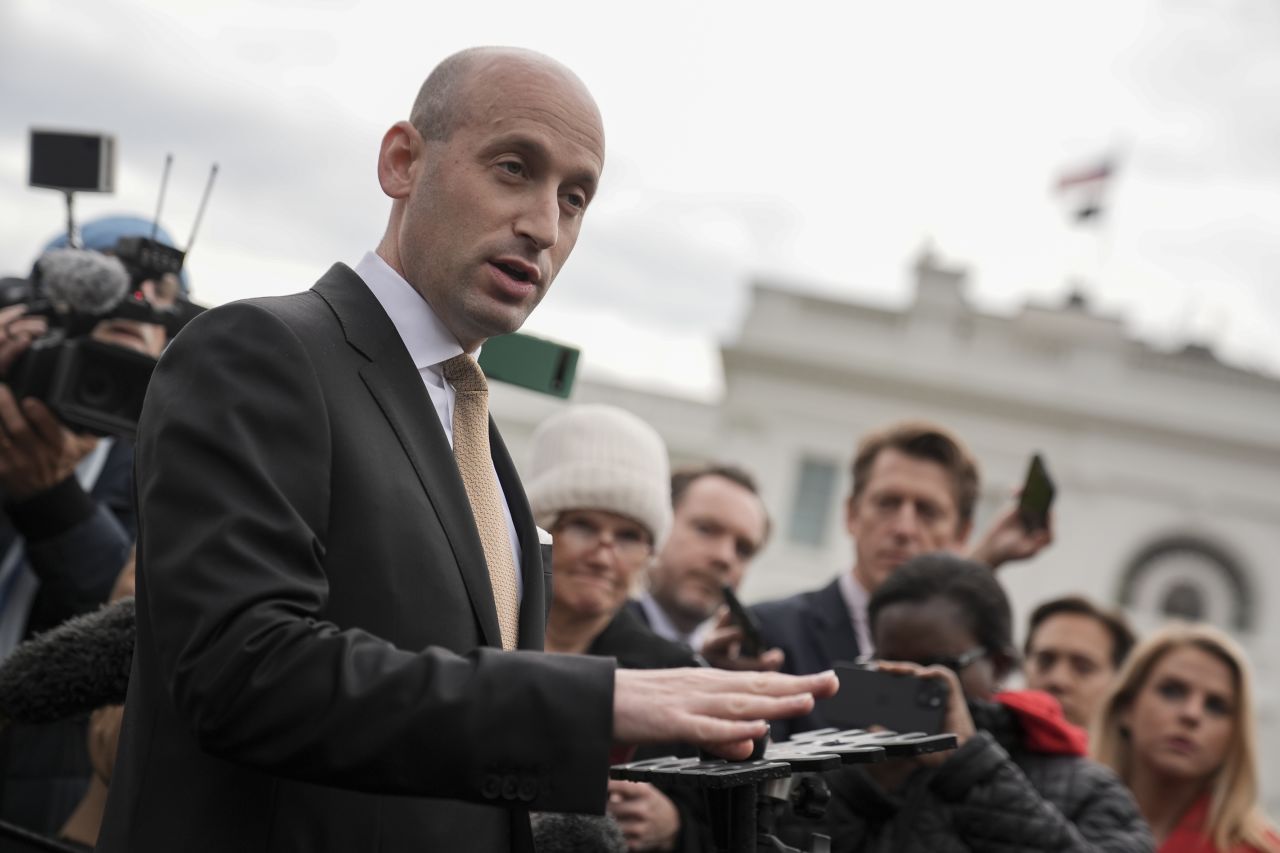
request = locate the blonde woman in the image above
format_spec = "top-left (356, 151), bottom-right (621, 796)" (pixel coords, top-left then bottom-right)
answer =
top-left (1094, 623), bottom-right (1279, 853)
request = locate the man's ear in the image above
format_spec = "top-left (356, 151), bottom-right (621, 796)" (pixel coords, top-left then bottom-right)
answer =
top-left (844, 495), bottom-right (859, 535)
top-left (952, 519), bottom-right (973, 550)
top-left (377, 120), bottom-right (420, 200)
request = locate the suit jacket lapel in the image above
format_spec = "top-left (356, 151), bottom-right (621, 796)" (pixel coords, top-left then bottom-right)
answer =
top-left (312, 265), bottom-right (502, 648)
top-left (810, 578), bottom-right (862, 666)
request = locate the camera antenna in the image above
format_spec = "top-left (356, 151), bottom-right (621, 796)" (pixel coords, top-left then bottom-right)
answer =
top-left (185, 162), bottom-right (218, 253)
top-left (150, 153), bottom-right (173, 240)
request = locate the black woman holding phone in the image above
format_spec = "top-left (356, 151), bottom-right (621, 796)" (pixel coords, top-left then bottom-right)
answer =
top-left (819, 553), bottom-right (1153, 853)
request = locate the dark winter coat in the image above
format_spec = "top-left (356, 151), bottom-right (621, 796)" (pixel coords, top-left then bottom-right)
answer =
top-left (822, 695), bottom-right (1155, 853)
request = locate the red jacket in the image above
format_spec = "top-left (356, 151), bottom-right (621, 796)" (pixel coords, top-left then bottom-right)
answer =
top-left (1159, 794), bottom-right (1280, 853)
top-left (994, 689), bottom-right (1090, 756)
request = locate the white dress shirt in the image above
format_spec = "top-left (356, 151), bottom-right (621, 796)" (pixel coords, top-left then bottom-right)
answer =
top-left (838, 568), bottom-right (875, 658)
top-left (354, 251), bottom-right (522, 600)
top-left (637, 591), bottom-right (714, 651)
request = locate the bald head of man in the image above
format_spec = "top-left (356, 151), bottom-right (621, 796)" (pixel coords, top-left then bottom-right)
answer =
top-left (375, 47), bottom-right (605, 352)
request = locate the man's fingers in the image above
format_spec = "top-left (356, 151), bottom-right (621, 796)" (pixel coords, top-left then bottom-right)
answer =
top-left (613, 668), bottom-right (836, 749)
top-left (691, 689), bottom-right (816, 722)
top-left (788, 669), bottom-right (838, 699)
top-left (689, 667), bottom-right (838, 698)
top-left (684, 712), bottom-right (769, 748)
top-left (699, 735), bottom-right (762, 761)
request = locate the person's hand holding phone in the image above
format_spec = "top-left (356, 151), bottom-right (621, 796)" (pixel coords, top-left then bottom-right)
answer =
top-left (700, 585), bottom-right (787, 672)
top-left (854, 661), bottom-right (971, 793)
top-left (968, 453), bottom-right (1055, 570)
top-left (968, 502), bottom-right (1053, 569)
top-left (872, 661), bottom-right (974, 764)
top-left (700, 607), bottom-right (786, 672)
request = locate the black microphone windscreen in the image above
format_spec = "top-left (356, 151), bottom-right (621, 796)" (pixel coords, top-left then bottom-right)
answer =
top-left (0, 597), bottom-right (135, 727)
top-left (530, 812), bottom-right (626, 853)
top-left (35, 248), bottom-right (130, 316)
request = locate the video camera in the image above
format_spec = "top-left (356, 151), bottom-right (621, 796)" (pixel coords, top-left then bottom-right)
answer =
top-left (2, 248), bottom-right (201, 440)
top-left (11, 130), bottom-right (217, 440)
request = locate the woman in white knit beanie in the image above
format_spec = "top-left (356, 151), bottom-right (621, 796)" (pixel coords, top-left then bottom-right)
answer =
top-left (525, 403), bottom-right (676, 656)
top-left (527, 404), bottom-right (711, 850)
top-left (526, 404), bottom-right (711, 853)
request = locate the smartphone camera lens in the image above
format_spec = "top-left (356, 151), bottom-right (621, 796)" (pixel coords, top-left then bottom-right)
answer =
top-left (918, 681), bottom-right (947, 709)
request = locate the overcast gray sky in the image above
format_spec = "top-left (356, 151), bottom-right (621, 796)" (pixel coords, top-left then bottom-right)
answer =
top-left (3, 0), bottom-right (1278, 398)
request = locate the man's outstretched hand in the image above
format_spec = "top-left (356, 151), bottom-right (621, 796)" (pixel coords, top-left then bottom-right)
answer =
top-left (613, 668), bottom-right (838, 760)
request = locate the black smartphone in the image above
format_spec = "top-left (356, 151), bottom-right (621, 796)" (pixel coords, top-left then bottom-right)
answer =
top-left (818, 663), bottom-right (949, 734)
top-left (720, 584), bottom-right (765, 658)
top-left (1017, 453), bottom-right (1056, 532)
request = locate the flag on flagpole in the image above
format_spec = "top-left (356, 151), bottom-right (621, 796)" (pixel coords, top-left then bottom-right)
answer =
top-left (1053, 157), bottom-right (1115, 224)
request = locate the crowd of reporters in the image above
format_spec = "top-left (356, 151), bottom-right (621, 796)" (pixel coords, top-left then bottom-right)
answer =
top-left (0, 216), bottom-right (1276, 853)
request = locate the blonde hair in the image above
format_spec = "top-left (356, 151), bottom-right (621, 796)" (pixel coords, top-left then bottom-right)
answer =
top-left (1092, 623), bottom-right (1275, 851)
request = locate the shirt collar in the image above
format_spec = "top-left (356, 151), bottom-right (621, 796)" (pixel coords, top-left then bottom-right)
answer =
top-left (838, 568), bottom-right (875, 657)
top-left (354, 251), bottom-right (476, 370)
top-left (638, 591), bottom-right (713, 650)
top-left (838, 568), bottom-right (869, 615)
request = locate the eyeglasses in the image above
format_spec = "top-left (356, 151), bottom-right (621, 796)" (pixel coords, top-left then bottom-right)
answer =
top-left (862, 645), bottom-right (988, 675)
top-left (554, 516), bottom-right (653, 561)
top-left (921, 646), bottom-right (988, 674)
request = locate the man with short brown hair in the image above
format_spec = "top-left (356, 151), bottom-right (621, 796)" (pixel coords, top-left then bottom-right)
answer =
top-left (631, 464), bottom-right (771, 652)
top-left (750, 420), bottom-right (1050, 738)
top-left (1023, 595), bottom-right (1135, 729)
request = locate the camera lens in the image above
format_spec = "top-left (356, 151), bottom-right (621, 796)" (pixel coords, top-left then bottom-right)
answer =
top-left (77, 363), bottom-right (117, 409)
top-left (917, 681), bottom-right (946, 709)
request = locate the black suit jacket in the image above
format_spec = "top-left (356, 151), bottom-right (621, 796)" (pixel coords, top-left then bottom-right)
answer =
top-left (751, 578), bottom-right (861, 742)
top-left (98, 265), bottom-right (615, 853)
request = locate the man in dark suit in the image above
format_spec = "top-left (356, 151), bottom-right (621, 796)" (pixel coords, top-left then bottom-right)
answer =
top-left (751, 421), bottom-right (1051, 741)
top-left (97, 47), bottom-right (836, 853)
top-left (627, 465), bottom-right (771, 651)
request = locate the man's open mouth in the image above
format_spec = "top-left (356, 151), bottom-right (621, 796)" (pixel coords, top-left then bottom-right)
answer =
top-left (494, 261), bottom-right (531, 282)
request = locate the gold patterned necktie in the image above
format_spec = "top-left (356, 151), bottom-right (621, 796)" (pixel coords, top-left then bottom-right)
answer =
top-left (441, 353), bottom-right (519, 650)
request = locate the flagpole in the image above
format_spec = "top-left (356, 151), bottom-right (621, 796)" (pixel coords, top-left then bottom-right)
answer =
top-left (1053, 143), bottom-right (1123, 300)
top-left (1094, 136), bottom-right (1129, 295)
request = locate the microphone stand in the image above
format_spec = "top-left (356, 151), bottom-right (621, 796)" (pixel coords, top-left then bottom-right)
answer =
top-left (611, 728), bottom-right (956, 853)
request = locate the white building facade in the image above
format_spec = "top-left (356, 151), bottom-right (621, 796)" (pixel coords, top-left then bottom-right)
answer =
top-left (490, 251), bottom-right (1280, 811)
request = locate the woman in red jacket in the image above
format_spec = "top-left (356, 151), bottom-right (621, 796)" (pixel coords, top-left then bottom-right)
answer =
top-left (1093, 623), bottom-right (1279, 853)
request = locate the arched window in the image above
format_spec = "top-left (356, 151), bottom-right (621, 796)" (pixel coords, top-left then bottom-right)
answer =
top-left (1117, 536), bottom-right (1252, 632)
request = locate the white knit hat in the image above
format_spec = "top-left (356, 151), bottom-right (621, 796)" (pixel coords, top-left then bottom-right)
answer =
top-left (525, 404), bottom-right (672, 547)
